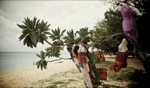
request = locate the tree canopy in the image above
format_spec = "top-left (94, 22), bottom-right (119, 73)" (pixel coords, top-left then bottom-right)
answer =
top-left (17, 0), bottom-right (150, 72)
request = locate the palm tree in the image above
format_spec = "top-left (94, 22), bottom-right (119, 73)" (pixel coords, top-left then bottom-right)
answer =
top-left (36, 51), bottom-right (48, 70)
top-left (49, 27), bottom-right (66, 49)
top-left (45, 47), bottom-right (60, 58)
top-left (17, 17), bottom-right (58, 48)
top-left (76, 27), bottom-right (91, 44)
top-left (17, 17), bottom-right (39, 48)
top-left (63, 29), bottom-right (78, 45)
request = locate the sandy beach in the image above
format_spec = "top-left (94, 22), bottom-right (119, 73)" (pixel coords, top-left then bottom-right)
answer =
top-left (0, 56), bottom-right (146, 88)
top-left (0, 59), bottom-right (85, 88)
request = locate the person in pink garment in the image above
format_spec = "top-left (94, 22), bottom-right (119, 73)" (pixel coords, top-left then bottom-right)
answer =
top-left (119, 0), bottom-right (138, 54)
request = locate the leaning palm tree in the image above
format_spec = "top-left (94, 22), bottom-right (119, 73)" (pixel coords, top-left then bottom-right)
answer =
top-left (17, 17), bottom-right (40, 48)
top-left (49, 27), bottom-right (66, 47)
top-left (36, 50), bottom-right (48, 70)
top-left (45, 47), bottom-right (60, 58)
top-left (17, 17), bottom-right (60, 48)
top-left (76, 27), bottom-right (91, 44)
top-left (63, 29), bottom-right (78, 45)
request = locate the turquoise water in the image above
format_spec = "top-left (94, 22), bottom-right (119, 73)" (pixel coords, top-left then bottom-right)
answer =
top-left (0, 52), bottom-right (71, 72)
top-left (0, 52), bottom-right (38, 72)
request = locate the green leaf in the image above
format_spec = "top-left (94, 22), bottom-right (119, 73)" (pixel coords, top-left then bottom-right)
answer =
top-left (30, 32), bottom-right (37, 45)
top-left (36, 54), bottom-right (41, 58)
top-left (19, 33), bottom-right (27, 41)
top-left (17, 24), bottom-right (27, 30)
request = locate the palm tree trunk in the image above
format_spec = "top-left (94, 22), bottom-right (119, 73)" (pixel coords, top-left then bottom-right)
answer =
top-left (44, 39), bottom-right (62, 48)
top-left (47, 57), bottom-right (70, 62)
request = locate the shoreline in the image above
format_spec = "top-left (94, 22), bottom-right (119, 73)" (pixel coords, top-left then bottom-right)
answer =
top-left (0, 56), bottom-right (145, 88)
top-left (0, 59), bottom-right (79, 88)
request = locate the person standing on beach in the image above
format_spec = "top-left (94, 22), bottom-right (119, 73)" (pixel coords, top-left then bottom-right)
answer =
top-left (118, 0), bottom-right (138, 55)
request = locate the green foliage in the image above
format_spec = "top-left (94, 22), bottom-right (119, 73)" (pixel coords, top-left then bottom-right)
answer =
top-left (49, 27), bottom-right (66, 46)
top-left (17, 17), bottom-right (51, 48)
top-left (76, 27), bottom-right (91, 44)
top-left (36, 59), bottom-right (47, 70)
top-left (36, 51), bottom-right (48, 70)
top-left (63, 29), bottom-right (77, 45)
top-left (17, 17), bottom-right (39, 48)
top-left (45, 47), bottom-right (60, 58)
top-left (49, 27), bottom-right (66, 40)
top-left (93, 9), bottom-right (125, 52)
top-left (17, 0), bottom-right (150, 71)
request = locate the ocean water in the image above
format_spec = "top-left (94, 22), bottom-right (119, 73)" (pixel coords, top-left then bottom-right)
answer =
top-left (0, 51), bottom-right (71, 72)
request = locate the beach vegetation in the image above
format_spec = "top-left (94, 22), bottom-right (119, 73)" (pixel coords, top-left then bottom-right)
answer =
top-left (17, 0), bottom-right (150, 78)
top-left (36, 50), bottom-right (47, 70)
top-left (63, 29), bottom-right (78, 45)
top-left (17, 17), bottom-right (51, 48)
top-left (49, 27), bottom-right (66, 46)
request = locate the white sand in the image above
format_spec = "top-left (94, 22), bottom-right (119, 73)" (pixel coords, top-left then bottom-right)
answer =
top-left (0, 59), bottom-right (82, 88)
top-left (0, 56), bottom-right (145, 88)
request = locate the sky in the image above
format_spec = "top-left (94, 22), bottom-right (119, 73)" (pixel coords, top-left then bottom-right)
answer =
top-left (0, 0), bottom-right (111, 52)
